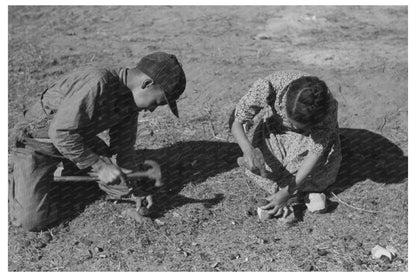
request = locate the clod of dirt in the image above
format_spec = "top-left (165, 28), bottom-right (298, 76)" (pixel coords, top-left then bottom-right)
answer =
top-left (210, 261), bottom-right (220, 268)
top-left (154, 219), bottom-right (165, 226)
top-left (229, 254), bottom-right (240, 260)
top-left (385, 245), bottom-right (398, 257)
top-left (94, 246), bottom-right (104, 253)
top-left (138, 207), bottom-right (150, 217)
top-left (317, 248), bottom-right (329, 256)
top-left (254, 33), bottom-right (272, 40)
top-left (122, 208), bottom-right (152, 224)
top-left (354, 258), bottom-right (363, 266)
top-left (33, 241), bottom-right (47, 249)
top-left (40, 232), bottom-right (52, 244)
top-left (22, 240), bottom-right (31, 248)
top-left (300, 262), bottom-right (314, 271)
top-left (79, 237), bottom-right (93, 247)
top-left (246, 206), bottom-right (257, 216)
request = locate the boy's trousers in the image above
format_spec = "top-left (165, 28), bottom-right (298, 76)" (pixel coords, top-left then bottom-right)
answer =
top-left (9, 136), bottom-right (111, 232)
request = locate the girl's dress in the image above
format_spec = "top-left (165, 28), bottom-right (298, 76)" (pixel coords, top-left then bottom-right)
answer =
top-left (234, 70), bottom-right (342, 195)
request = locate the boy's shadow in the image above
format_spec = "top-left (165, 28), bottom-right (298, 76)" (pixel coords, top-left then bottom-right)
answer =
top-left (328, 128), bottom-right (408, 194)
top-left (134, 140), bottom-right (241, 216)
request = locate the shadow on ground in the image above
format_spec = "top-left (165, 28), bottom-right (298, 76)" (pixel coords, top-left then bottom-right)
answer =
top-left (135, 140), bottom-right (242, 215)
top-left (328, 128), bottom-right (408, 194)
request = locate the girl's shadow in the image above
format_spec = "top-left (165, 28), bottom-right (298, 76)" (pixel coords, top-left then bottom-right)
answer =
top-left (134, 141), bottom-right (242, 216)
top-left (328, 128), bottom-right (408, 194)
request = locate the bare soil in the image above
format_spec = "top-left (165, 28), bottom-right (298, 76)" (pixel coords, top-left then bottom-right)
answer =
top-left (8, 6), bottom-right (408, 271)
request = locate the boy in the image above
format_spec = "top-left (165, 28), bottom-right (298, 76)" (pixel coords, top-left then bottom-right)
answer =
top-left (10, 52), bottom-right (186, 231)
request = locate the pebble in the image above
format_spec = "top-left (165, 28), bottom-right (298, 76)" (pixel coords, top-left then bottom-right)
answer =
top-left (40, 232), bottom-right (52, 244)
top-left (257, 207), bottom-right (272, 221)
top-left (371, 245), bottom-right (395, 261)
top-left (317, 248), bottom-right (329, 256)
top-left (79, 237), bottom-right (93, 247)
top-left (255, 33), bottom-right (272, 40)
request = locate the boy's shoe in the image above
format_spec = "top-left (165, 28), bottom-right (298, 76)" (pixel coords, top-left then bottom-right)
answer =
top-left (305, 193), bottom-right (327, 213)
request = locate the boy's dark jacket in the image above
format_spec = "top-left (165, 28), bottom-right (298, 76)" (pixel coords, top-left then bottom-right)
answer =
top-left (24, 66), bottom-right (139, 170)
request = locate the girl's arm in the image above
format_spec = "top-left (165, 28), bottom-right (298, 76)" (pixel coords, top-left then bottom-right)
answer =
top-left (231, 120), bottom-right (258, 168)
top-left (262, 151), bottom-right (321, 215)
top-left (231, 79), bottom-right (273, 169)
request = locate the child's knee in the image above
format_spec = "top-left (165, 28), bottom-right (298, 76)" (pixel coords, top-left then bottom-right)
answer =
top-left (12, 203), bottom-right (55, 232)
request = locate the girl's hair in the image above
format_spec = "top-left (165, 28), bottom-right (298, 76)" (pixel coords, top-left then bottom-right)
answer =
top-left (285, 76), bottom-right (330, 126)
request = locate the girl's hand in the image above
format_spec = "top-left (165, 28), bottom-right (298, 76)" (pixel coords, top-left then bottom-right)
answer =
top-left (241, 147), bottom-right (257, 171)
top-left (240, 148), bottom-right (266, 176)
top-left (260, 191), bottom-right (292, 216)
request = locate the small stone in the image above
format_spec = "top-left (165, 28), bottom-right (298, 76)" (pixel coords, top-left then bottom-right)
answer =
top-left (33, 241), bottom-right (47, 249)
top-left (122, 208), bottom-right (152, 224)
top-left (317, 248), bottom-right (329, 256)
top-left (191, 242), bottom-right (199, 246)
top-left (172, 212), bottom-right (181, 218)
top-left (230, 254), bottom-right (240, 260)
top-left (386, 245), bottom-right (398, 258)
top-left (255, 33), bottom-right (272, 40)
top-left (79, 237), bottom-right (93, 247)
top-left (138, 207), bottom-right (150, 217)
top-left (257, 198), bottom-right (269, 207)
top-left (372, 245), bottom-right (393, 261)
top-left (354, 258), bottom-right (363, 265)
top-left (301, 262), bottom-right (314, 271)
top-left (211, 262), bottom-right (219, 268)
top-left (154, 219), bottom-right (165, 226)
top-left (40, 232), bottom-right (52, 244)
top-left (257, 207), bottom-right (272, 221)
top-left (94, 246), bottom-right (104, 253)
top-left (22, 240), bottom-right (31, 248)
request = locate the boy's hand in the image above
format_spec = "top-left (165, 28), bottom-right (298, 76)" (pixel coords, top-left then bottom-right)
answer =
top-left (91, 157), bottom-right (132, 185)
top-left (261, 191), bottom-right (292, 217)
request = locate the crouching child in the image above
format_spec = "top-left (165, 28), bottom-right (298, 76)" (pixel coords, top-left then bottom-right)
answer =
top-left (230, 70), bottom-right (342, 220)
top-left (9, 52), bottom-right (186, 231)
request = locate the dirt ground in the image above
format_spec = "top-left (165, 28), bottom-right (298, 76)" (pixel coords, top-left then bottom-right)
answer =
top-left (8, 6), bottom-right (408, 271)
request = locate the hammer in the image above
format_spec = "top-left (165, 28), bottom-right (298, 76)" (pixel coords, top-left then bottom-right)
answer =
top-left (53, 160), bottom-right (163, 188)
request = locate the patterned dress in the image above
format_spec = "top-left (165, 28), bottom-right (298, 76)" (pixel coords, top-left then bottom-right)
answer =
top-left (234, 70), bottom-right (342, 195)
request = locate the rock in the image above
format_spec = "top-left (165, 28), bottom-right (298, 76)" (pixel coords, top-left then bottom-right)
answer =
top-left (94, 246), bottom-right (104, 253)
top-left (40, 232), bottom-right (52, 244)
top-left (122, 208), bottom-right (152, 224)
top-left (154, 219), bottom-right (165, 226)
top-left (33, 241), bottom-right (47, 249)
top-left (317, 248), bottom-right (329, 256)
top-left (255, 33), bottom-right (272, 40)
top-left (371, 245), bottom-right (393, 261)
top-left (257, 207), bottom-right (272, 221)
top-left (257, 198), bottom-right (269, 207)
top-left (138, 207), bottom-right (150, 217)
top-left (386, 245), bottom-right (398, 258)
top-left (301, 262), bottom-right (314, 271)
top-left (79, 237), bottom-right (93, 247)
top-left (211, 261), bottom-right (219, 268)
top-left (305, 193), bottom-right (327, 213)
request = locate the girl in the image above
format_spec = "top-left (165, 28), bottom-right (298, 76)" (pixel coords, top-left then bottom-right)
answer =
top-left (230, 70), bottom-right (342, 218)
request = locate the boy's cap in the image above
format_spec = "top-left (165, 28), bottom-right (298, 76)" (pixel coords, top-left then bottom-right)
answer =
top-left (136, 52), bottom-right (186, 117)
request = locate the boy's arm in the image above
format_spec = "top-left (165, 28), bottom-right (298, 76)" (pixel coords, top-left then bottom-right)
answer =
top-left (109, 112), bottom-right (140, 170)
top-left (48, 82), bottom-right (101, 169)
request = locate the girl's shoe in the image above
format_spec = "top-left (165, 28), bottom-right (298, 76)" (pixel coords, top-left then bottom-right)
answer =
top-left (305, 193), bottom-right (327, 213)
